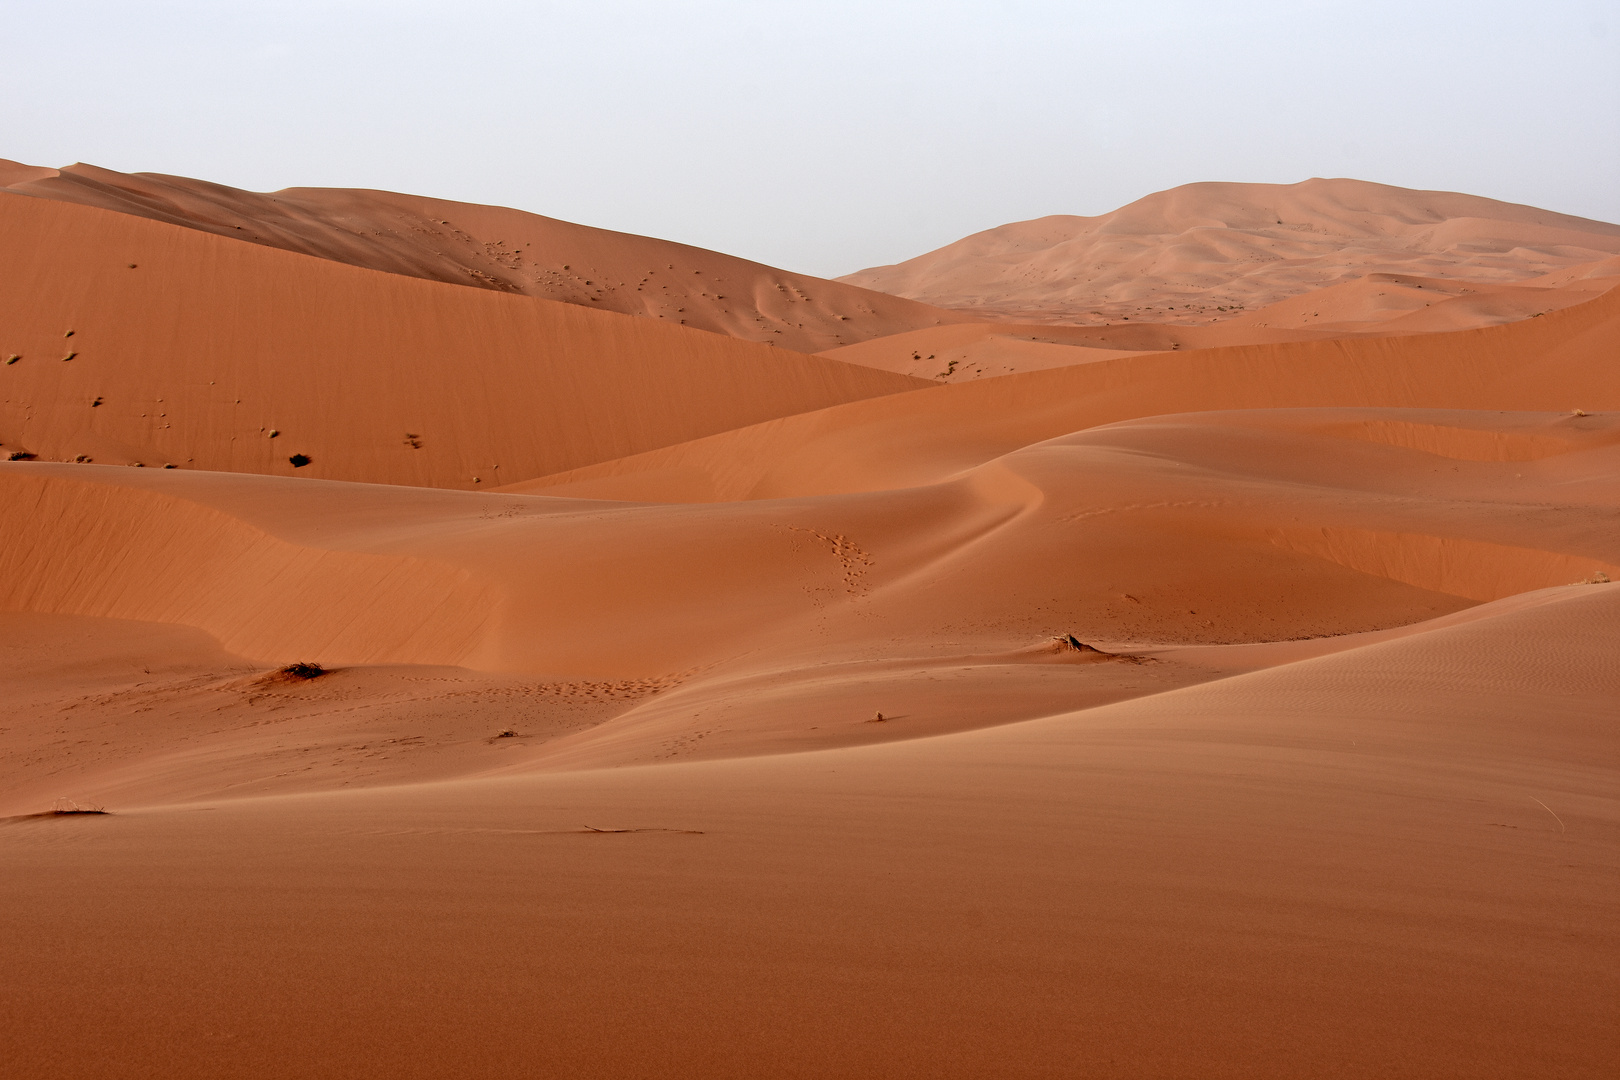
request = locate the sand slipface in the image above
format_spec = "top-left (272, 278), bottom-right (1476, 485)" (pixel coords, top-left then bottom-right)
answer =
top-left (1, 165), bottom-right (1617, 1080)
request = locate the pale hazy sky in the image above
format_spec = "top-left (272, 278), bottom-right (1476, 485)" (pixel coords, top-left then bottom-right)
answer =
top-left (4, 1), bottom-right (1616, 277)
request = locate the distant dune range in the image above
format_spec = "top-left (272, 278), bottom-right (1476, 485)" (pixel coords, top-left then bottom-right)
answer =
top-left (840, 177), bottom-right (1620, 327)
top-left (2, 162), bottom-right (1617, 1080)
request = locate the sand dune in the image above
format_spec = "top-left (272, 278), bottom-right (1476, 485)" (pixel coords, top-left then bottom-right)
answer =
top-left (2, 167), bottom-right (1616, 1079)
top-left (516, 281), bottom-right (1620, 501)
top-left (5, 403), bottom-right (1614, 810)
top-left (818, 311), bottom-right (1351, 380)
top-left (1223, 266), bottom-right (1620, 335)
top-left (841, 177), bottom-right (1620, 324)
top-left (824, 258), bottom-right (1617, 381)
top-left (1, 160), bottom-right (967, 353)
top-left (0, 192), bottom-right (925, 486)
top-left (4, 582), bottom-right (1615, 1077)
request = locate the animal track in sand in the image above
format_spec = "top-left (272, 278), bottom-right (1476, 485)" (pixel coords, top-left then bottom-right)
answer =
top-left (656, 728), bottom-right (716, 760)
top-left (781, 526), bottom-right (875, 596)
top-left (478, 503), bottom-right (538, 519)
top-left (498, 675), bottom-right (688, 702)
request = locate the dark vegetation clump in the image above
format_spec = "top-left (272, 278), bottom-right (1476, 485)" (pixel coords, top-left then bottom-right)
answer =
top-left (48, 798), bottom-right (107, 815)
top-left (7, 451), bottom-right (35, 461)
top-left (288, 453), bottom-right (312, 468)
top-left (280, 662), bottom-right (325, 679)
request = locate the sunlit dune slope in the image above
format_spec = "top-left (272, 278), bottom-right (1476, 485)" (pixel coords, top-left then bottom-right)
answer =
top-left (0, 193), bottom-right (927, 486)
top-left (0, 159), bottom-right (968, 353)
top-left (522, 283), bottom-right (1620, 501)
top-left (840, 177), bottom-right (1620, 324)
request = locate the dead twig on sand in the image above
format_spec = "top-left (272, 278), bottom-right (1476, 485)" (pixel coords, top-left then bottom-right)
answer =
top-left (1529, 797), bottom-right (1566, 834)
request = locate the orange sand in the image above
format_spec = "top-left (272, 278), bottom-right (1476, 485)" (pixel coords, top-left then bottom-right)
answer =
top-left (0, 193), bottom-right (925, 486)
top-left (2, 166), bottom-right (1616, 1079)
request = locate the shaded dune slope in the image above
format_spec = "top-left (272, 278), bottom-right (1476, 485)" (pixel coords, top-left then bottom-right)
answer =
top-left (0, 194), bottom-right (927, 486)
top-left (1, 160), bottom-right (968, 353)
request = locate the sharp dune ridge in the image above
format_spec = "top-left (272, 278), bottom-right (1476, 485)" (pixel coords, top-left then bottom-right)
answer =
top-left (2, 162), bottom-right (1616, 1080)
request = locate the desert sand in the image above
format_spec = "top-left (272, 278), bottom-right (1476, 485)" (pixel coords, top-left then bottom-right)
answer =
top-left (840, 178), bottom-right (1620, 325)
top-left (1, 161), bottom-right (968, 354)
top-left (2, 163), bottom-right (1616, 1079)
